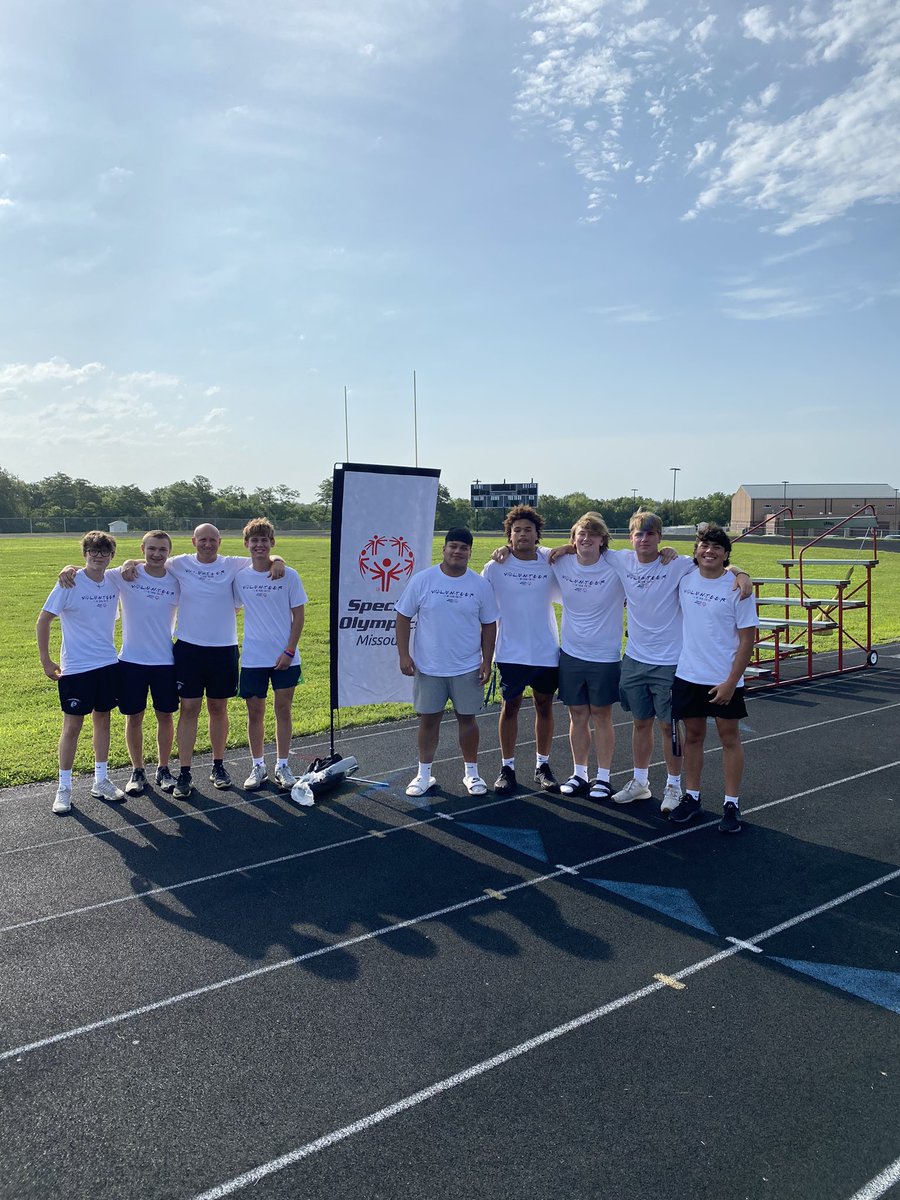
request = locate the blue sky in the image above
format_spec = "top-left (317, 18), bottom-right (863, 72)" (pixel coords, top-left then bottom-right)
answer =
top-left (1, 0), bottom-right (898, 504)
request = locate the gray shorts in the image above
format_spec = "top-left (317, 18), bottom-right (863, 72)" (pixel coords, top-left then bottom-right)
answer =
top-left (557, 651), bottom-right (620, 709)
top-left (413, 669), bottom-right (484, 716)
top-left (618, 655), bottom-right (676, 721)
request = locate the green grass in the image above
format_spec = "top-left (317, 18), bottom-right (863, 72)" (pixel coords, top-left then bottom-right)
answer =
top-left (3, 534), bottom-right (898, 787)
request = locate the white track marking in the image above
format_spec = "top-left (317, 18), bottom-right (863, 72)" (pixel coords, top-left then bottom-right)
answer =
top-left (3, 762), bottom-right (898, 1064)
top-left (2, 757), bottom-right (897, 938)
top-left (190, 866), bottom-right (900, 1200)
top-left (846, 1154), bottom-right (900, 1200)
top-left (4, 697), bottom-right (898, 862)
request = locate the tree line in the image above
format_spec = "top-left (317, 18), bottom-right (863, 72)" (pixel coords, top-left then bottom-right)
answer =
top-left (0, 466), bottom-right (732, 533)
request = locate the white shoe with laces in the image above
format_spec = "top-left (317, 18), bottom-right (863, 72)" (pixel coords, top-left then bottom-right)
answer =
top-left (52, 785), bottom-right (72, 814)
top-left (244, 763), bottom-right (269, 790)
top-left (661, 783), bottom-right (683, 815)
top-left (91, 777), bottom-right (126, 802)
top-left (612, 777), bottom-right (652, 805)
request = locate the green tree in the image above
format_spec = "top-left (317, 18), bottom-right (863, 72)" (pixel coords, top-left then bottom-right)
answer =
top-left (0, 465), bottom-right (29, 517)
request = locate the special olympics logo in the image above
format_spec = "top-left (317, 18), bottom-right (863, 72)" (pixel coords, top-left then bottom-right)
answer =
top-left (359, 534), bottom-right (415, 593)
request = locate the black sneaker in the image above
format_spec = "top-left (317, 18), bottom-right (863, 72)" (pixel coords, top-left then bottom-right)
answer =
top-left (534, 763), bottom-right (558, 792)
top-left (210, 762), bottom-right (232, 790)
top-left (155, 765), bottom-right (176, 793)
top-left (172, 768), bottom-right (193, 799)
top-left (559, 775), bottom-right (589, 797)
top-left (669, 794), bottom-right (702, 825)
top-left (718, 802), bottom-right (742, 834)
top-left (493, 765), bottom-right (517, 795)
top-left (125, 768), bottom-right (146, 797)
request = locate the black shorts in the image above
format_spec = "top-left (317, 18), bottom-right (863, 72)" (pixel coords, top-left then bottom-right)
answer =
top-left (173, 640), bottom-right (239, 700)
top-left (118, 660), bottom-right (179, 715)
top-left (672, 676), bottom-right (748, 721)
top-left (239, 664), bottom-right (302, 699)
top-left (58, 663), bottom-right (120, 716)
top-left (496, 662), bottom-right (559, 702)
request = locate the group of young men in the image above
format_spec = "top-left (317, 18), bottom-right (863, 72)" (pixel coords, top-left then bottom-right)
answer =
top-left (37, 520), bottom-right (307, 815)
top-left (37, 504), bottom-right (759, 834)
top-left (395, 507), bottom-right (758, 833)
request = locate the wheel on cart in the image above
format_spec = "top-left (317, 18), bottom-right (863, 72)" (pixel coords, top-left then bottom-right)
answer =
top-left (866, 650), bottom-right (879, 666)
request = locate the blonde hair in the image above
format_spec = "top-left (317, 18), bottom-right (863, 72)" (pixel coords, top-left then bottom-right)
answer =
top-left (243, 517), bottom-right (276, 541)
top-left (570, 511), bottom-right (610, 551)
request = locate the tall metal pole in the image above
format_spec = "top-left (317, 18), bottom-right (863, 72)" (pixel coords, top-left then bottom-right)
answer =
top-left (413, 370), bottom-right (418, 467)
top-left (631, 488), bottom-right (638, 510)
top-left (670, 467), bottom-right (680, 526)
top-left (343, 386), bottom-right (349, 461)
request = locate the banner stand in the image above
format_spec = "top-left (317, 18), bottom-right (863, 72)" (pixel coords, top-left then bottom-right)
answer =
top-left (302, 461), bottom-right (440, 792)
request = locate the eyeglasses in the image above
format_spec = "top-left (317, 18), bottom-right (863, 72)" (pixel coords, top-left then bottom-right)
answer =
top-left (86, 550), bottom-right (113, 559)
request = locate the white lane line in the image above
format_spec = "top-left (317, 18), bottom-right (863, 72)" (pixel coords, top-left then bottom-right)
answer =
top-left (4, 762), bottom-right (898, 1064)
top-left (2, 751), bottom-right (897, 939)
top-left (846, 1154), bottom-right (900, 1200)
top-left (4, 694), bottom-right (898, 865)
top-left (190, 865), bottom-right (900, 1200)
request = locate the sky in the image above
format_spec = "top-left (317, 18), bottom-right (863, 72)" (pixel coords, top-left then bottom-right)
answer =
top-left (1, 0), bottom-right (898, 505)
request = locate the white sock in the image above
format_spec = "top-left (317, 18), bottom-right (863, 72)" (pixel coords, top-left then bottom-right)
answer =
top-left (687, 789), bottom-right (700, 801)
top-left (60, 769), bottom-right (73, 788)
top-left (417, 762), bottom-right (433, 779)
top-left (724, 794), bottom-right (740, 809)
top-left (276, 758), bottom-right (288, 770)
top-left (94, 762), bottom-right (108, 782)
top-left (502, 757), bottom-right (515, 769)
top-left (253, 757), bottom-right (265, 768)
top-left (634, 768), bottom-right (649, 786)
top-left (573, 764), bottom-right (589, 781)
top-left (594, 767), bottom-right (611, 783)
top-left (666, 774), bottom-right (682, 788)
top-left (464, 762), bottom-right (479, 777)
top-left (536, 754), bottom-right (550, 766)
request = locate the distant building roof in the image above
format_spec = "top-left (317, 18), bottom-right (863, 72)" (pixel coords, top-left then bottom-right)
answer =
top-left (737, 484), bottom-right (897, 500)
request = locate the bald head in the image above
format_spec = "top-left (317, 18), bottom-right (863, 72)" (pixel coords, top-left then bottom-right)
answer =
top-left (192, 523), bottom-right (222, 563)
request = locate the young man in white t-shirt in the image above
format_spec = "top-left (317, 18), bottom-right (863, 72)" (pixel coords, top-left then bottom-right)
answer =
top-left (481, 505), bottom-right (561, 796)
top-left (59, 529), bottom-right (181, 796)
top-left (395, 528), bottom-right (499, 798)
top-left (233, 518), bottom-right (307, 794)
top-left (36, 530), bottom-right (125, 814)
top-left (668, 525), bottom-right (759, 834)
top-left (551, 512), bottom-right (626, 801)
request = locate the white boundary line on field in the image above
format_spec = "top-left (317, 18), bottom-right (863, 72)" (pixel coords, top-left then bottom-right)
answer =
top-left (2, 758), bottom-right (897, 1065)
top-left (846, 1154), bottom-right (900, 1200)
top-left (188, 863), bottom-right (900, 1200)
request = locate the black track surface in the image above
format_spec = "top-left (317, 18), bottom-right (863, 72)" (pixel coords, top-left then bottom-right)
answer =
top-left (2, 647), bottom-right (900, 1200)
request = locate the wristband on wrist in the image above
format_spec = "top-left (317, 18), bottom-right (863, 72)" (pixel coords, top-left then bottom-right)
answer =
top-left (284, 648), bottom-right (296, 656)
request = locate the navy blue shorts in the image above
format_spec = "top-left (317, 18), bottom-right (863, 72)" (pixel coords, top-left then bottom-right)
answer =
top-left (239, 664), bottom-right (302, 699)
top-left (118, 660), bottom-right (179, 715)
top-left (173, 640), bottom-right (239, 700)
top-left (58, 663), bottom-right (120, 716)
top-left (496, 662), bottom-right (559, 702)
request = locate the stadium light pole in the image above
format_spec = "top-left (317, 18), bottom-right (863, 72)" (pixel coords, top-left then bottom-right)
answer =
top-left (343, 386), bottom-right (350, 461)
top-left (631, 488), bottom-right (638, 510)
top-left (413, 370), bottom-right (418, 467)
top-left (670, 467), bottom-right (680, 526)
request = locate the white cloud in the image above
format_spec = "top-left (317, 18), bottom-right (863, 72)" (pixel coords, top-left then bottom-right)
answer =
top-left (720, 283), bottom-right (826, 318)
top-left (741, 6), bottom-right (782, 43)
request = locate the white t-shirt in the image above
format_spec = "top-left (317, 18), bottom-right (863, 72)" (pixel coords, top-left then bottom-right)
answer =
top-left (166, 554), bottom-right (249, 647)
top-left (395, 564), bottom-right (500, 676)
top-left (604, 549), bottom-right (696, 666)
top-left (481, 550), bottom-right (560, 666)
top-left (234, 566), bottom-right (308, 668)
top-left (676, 569), bottom-right (760, 687)
top-left (552, 555), bottom-right (626, 663)
top-left (107, 566), bottom-right (180, 667)
top-left (42, 573), bottom-right (119, 675)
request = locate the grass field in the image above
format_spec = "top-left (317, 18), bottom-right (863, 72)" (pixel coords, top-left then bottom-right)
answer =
top-left (3, 534), bottom-right (898, 788)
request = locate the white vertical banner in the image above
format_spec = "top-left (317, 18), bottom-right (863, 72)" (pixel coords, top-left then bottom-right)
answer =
top-left (331, 463), bottom-right (440, 709)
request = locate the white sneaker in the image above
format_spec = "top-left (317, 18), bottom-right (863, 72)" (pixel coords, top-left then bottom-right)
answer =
top-left (463, 774), bottom-right (487, 796)
top-left (52, 784), bottom-right (72, 814)
top-left (405, 775), bottom-right (437, 797)
top-left (661, 783), bottom-right (683, 815)
top-left (243, 763), bottom-right (269, 790)
top-left (91, 777), bottom-right (126, 802)
top-left (612, 778), bottom-right (652, 805)
top-left (274, 764), bottom-right (297, 790)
